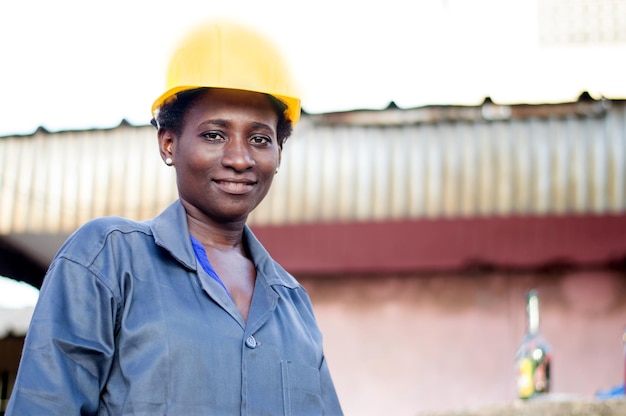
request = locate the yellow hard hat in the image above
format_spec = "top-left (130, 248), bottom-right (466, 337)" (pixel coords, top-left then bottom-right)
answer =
top-left (152, 20), bottom-right (301, 125)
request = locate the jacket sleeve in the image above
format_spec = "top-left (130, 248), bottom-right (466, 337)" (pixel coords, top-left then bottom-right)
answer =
top-left (6, 257), bottom-right (117, 415)
top-left (319, 354), bottom-right (344, 415)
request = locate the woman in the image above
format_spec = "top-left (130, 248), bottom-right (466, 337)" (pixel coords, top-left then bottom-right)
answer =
top-left (7, 21), bottom-right (343, 415)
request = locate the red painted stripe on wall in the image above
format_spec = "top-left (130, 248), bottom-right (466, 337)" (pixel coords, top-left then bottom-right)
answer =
top-left (251, 215), bottom-right (626, 274)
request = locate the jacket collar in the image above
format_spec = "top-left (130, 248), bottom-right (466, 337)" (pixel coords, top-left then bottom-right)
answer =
top-left (243, 226), bottom-right (299, 289)
top-left (149, 200), bottom-right (197, 271)
top-left (149, 200), bottom-right (299, 289)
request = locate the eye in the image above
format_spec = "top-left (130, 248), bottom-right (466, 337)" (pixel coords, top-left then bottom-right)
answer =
top-left (201, 131), bottom-right (225, 142)
top-left (249, 135), bottom-right (272, 146)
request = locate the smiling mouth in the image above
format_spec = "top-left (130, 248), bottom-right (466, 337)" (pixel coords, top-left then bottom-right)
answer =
top-left (213, 180), bottom-right (256, 195)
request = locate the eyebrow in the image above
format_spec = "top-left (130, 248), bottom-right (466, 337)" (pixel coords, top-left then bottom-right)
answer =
top-left (200, 119), bottom-right (275, 134)
top-left (200, 119), bottom-right (229, 128)
top-left (250, 121), bottom-right (276, 133)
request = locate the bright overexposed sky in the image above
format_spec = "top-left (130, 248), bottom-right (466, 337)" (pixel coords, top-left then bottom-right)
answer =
top-left (0, 0), bottom-right (625, 137)
top-left (0, 276), bottom-right (39, 308)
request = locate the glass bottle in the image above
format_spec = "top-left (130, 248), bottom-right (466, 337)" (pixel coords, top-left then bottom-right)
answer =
top-left (515, 289), bottom-right (552, 399)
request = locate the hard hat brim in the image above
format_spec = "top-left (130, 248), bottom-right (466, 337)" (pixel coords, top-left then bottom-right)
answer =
top-left (151, 86), bottom-right (301, 126)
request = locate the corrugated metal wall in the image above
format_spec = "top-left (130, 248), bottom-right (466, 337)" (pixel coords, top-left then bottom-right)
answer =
top-left (0, 125), bottom-right (177, 234)
top-left (1, 101), bottom-right (625, 234)
top-left (255, 101), bottom-right (626, 224)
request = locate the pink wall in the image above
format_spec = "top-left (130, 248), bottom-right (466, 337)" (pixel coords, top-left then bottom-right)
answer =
top-left (301, 269), bottom-right (626, 415)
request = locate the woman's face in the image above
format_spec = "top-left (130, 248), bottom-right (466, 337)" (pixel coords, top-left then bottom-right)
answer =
top-left (163, 88), bottom-right (281, 223)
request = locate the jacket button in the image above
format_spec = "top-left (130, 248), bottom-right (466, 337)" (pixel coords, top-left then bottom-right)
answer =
top-left (245, 335), bottom-right (257, 349)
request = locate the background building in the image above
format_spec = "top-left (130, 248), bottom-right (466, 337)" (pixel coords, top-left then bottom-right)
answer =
top-left (1, 94), bottom-right (625, 415)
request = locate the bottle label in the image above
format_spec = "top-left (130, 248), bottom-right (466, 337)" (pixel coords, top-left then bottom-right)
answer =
top-left (517, 357), bottom-right (535, 399)
top-left (516, 350), bottom-right (551, 399)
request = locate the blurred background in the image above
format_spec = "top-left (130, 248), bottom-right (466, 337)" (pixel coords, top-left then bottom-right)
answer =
top-left (1, 0), bottom-right (626, 415)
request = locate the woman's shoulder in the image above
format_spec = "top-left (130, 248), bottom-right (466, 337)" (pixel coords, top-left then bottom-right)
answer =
top-left (56, 216), bottom-right (152, 261)
top-left (73, 216), bottom-right (151, 240)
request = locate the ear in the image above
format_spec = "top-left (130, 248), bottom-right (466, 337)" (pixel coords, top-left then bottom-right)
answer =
top-left (158, 129), bottom-right (175, 164)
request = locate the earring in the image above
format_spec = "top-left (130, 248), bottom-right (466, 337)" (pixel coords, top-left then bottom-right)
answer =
top-left (165, 157), bottom-right (173, 166)
top-left (274, 167), bottom-right (279, 174)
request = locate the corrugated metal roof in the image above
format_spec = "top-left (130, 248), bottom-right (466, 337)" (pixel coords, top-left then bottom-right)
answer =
top-left (254, 97), bottom-right (626, 224)
top-left (0, 123), bottom-right (178, 234)
top-left (1, 97), bottom-right (625, 234)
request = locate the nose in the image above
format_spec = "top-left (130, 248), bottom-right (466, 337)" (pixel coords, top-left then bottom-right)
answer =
top-left (222, 137), bottom-right (254, 171)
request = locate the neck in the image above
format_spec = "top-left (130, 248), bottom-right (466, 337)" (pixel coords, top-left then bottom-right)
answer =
top-left (182, 204), bottom-right (247, 251)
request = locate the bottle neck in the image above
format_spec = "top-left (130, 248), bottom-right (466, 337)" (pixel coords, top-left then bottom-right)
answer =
top-left (527, 291), bottom-right (540, 334)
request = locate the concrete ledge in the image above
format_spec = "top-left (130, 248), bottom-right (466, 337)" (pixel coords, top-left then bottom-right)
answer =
top-left (418, 399), bottom-right (626, 416)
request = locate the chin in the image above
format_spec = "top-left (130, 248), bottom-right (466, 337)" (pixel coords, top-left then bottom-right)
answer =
top-left (214, 204), bottom-right (259, 222)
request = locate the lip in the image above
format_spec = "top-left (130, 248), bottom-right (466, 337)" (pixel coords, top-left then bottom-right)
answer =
top-left (212, 178), bottom-right (256, 195)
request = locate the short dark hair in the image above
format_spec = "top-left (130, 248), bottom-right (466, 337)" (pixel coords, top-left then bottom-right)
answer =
top-left (152, 88), bottom-right (293, 147)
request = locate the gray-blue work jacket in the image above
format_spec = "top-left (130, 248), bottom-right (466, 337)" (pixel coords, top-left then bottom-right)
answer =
top-left (7, 200), bottom-right (343, 415)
